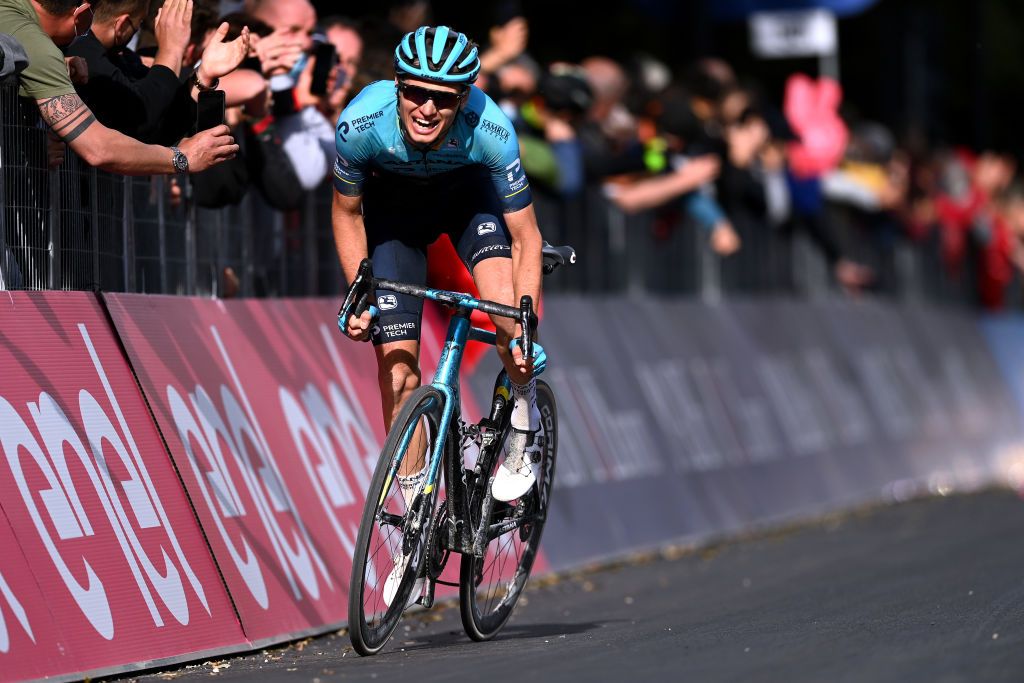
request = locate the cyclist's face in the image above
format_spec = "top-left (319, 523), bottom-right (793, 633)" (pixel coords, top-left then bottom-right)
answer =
top-left (397, 78), bottom-right (466, 147)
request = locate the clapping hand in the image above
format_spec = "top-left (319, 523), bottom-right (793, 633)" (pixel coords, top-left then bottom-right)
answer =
top-left (198, 22), bottom-right (252, 84)
top-left (153, 0), bottom-right (193, 68)
top-left (253, 28), bottom-right (306, 77)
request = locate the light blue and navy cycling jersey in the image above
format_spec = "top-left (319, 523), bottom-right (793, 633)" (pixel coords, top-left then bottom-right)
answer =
top-left (332, 80), bottom-right (532, 213)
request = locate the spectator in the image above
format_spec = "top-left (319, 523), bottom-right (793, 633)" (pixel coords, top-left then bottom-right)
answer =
top-left (190, 13), bottom-right (304, 210)
top-left (490, 57), bottom-right (540, 124)
top-left (603, 84), bottom-right (737, 255)
top-left (322, 15), bottom-right (362, 112)
top-left (0, 0), bottom-right (237, 175)
top-left (0, 32), bottom-right (28, 288)
top-left (515, 64), bottom-right (589, 197)
top-left (386, 0), bottom-right (430, 34)
top-left (717, 101), bottom-right (770, 251)
top-left (249, 0), bottom-right (335, 190)
top-left (582, 55), bottom-right (637, 149)
top-left (479, 12), bottom-right (529, 90)
top-left (344, 16), bottom-right (399, 100)
top-left (65, 0), bottom-right (251, 144)
top-left (578, 56), bottom-right (645, 180)
top-left (0, 32), bottom-right (28, 82)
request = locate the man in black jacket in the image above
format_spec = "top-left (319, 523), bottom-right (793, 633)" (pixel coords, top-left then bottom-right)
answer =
top-left (65, 0), bottom-right (249, 144)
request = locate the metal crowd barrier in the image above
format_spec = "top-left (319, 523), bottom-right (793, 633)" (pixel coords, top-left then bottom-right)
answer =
top-left (0, 80), bottom-right (996, 305)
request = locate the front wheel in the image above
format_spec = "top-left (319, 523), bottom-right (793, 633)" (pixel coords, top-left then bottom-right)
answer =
top-left (348, 385), bottom-right (447, 656)
top-left (460, 379), bottom-right (558, 641)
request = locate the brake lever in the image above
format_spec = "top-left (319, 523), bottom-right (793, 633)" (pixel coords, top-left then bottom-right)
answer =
top-left (338, 258), bottom-right (374, 326)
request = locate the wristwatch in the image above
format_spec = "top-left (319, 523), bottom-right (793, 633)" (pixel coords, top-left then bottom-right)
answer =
top-left (170, 146), bottom-right (189, 174)
top-left (191, 70), bottom-right (220, 92)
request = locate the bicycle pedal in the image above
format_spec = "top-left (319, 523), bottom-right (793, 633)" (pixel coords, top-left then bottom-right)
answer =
top-left (419, 581), bottom-right (436, 609)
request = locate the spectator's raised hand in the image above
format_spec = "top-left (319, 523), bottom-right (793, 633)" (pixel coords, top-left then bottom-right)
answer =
top-left (293, 53), bottom-right (325, 110)
top-left (710, 221), bottom-right (741, 256)
top-left (544, 116), bottom-right (575, 143)
top-left (834, 258), bottom-right (874, 296)
top-left (685, 154), bottom-right (722, 184)
top-left (480, 17), bottom-right (529, 74)
top-left (489, 17), bottom-right (529, 63)
top-left (198, 22), bottom-right (251, 84)
top-left (176, 124), bottom-right (238, 172)
top-left (154, 0), bottom-right (193, 73)
top-left (64, 56), bottom-right (88, 84)
top-left (254, 29), bottom-right (306, 77)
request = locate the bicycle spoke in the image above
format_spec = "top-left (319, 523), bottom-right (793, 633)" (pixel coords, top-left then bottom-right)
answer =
top-left (460, 380), bottom-right (558, 642)
top-left (350, 386), bottom-right (450, 656)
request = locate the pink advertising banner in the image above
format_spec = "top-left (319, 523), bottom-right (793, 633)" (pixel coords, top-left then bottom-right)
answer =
top-left (0, 292), bottom-right (244, 682)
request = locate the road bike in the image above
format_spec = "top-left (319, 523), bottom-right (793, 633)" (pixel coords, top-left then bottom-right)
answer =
top-left (340, 242), bottom-right (575, 656)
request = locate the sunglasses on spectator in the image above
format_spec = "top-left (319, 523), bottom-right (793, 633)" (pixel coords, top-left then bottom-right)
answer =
top-left (398, 83), bottom-right (466, 110)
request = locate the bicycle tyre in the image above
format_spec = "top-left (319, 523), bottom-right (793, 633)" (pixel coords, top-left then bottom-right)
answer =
top-left (348, 385), bottom-right (447, 656)
top-left (459, 379), bottom-right (558, 641)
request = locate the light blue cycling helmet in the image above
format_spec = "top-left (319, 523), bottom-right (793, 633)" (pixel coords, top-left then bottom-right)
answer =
top-left (394, 26), bottom-right (481, 85)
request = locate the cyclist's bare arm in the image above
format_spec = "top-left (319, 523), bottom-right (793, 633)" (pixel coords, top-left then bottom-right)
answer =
top-left (332, 190), bottom-right (373, 340)
top-left (36, 93), bottom-right (237, 175)
top-left (504, 203), bottom-right (543, 321)
top-left (503, 204), bottom-right (543, 370)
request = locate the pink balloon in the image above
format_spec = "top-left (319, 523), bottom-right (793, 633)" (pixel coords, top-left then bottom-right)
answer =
top-left (783, 73), bottom-right (849, 178)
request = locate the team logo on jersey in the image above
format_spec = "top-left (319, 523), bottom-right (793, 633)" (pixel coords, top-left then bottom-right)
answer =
top-left (480, 120), bottom-right (510, 144)
top-left (477, 221), bottom-right (497, 236)
top-left (465, 111), bottom-right (480, 127)
top-left (378, 294), bottom-right (398, 310)
top-left (447, 137), bottom-right (460, 149)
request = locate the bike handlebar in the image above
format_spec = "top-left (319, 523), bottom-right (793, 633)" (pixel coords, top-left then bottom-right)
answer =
top-left (338, 259), bottom-right (538, 351)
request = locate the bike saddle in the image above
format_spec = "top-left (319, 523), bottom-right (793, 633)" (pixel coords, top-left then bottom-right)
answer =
top-left (542, 241), bottom-right (576, 274)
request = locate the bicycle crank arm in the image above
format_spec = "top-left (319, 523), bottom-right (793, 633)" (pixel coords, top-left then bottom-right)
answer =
top-left (418, 579), bottom-right (436, 609)
top-left (487, 513), bottom-right (543, 540)
top-left (378, 511), bottom-right (404, 528)
top-left (472, 479), bottom-right (497, 557)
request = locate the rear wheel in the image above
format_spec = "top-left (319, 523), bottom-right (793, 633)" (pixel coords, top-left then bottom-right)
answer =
top-left (459, 380), bottom-right (558, 641)
top-left (348, 386), bottom-right (446, 656)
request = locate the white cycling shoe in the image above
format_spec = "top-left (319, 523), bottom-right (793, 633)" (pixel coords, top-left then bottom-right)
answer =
top-left (382, 551), bottom-right (426, 609)
top-left (492, 428), bottom-right (542, 502)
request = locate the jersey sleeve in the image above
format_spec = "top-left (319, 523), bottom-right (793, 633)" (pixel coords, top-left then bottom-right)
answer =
top-left (474, 96), bottom-right (533, 213)
top-left (332, 83), bottom-right (389, 196)
top-left (333, 118), bottom-right (371, 196)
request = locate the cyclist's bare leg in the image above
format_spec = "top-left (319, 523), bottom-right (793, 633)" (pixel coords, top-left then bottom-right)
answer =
top-left (375, 340), bottom-right (428, 478)
top-left (474, 257), bottom-right (541, 498)
top-left (471, 257), bottom-right (527, 382)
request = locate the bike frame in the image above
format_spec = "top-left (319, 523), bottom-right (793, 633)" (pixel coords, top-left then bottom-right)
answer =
top-left (374, 280), bottom-right (517, 560)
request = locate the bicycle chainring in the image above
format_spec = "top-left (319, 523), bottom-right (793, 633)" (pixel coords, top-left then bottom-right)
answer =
top-left (425, 500), bottom-right (451, 581)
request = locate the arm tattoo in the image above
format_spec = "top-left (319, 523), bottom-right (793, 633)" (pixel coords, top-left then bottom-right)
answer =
top-left (37, 94), bottom-right (96, 141)
top-left (63, 113), bottom-right (96, 143)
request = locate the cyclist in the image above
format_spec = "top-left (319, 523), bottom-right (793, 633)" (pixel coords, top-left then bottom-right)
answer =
top-left (332, 26), bottom-right (546, 604)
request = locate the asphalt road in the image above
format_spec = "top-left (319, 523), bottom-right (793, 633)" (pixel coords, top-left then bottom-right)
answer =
top-left (120, 489), bottom-right (1024, 683)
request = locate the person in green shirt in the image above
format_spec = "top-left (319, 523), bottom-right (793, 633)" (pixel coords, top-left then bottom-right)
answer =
top-left (0, 0), bottom-right (243, 174)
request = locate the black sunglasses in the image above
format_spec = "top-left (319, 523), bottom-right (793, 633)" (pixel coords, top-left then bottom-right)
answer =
top-left (398, 83), bottom-right (465, 110)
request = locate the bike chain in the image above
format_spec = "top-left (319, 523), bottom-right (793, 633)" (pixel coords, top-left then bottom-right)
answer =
top-left (425, 500), bottom-right (455, 583)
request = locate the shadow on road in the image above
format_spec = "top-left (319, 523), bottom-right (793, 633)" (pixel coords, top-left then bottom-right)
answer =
top-left (396, 620), bottom-right (611, 652)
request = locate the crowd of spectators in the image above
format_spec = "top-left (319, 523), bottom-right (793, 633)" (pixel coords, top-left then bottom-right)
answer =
top-left (2, 0), bottom-right (1023, 306)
